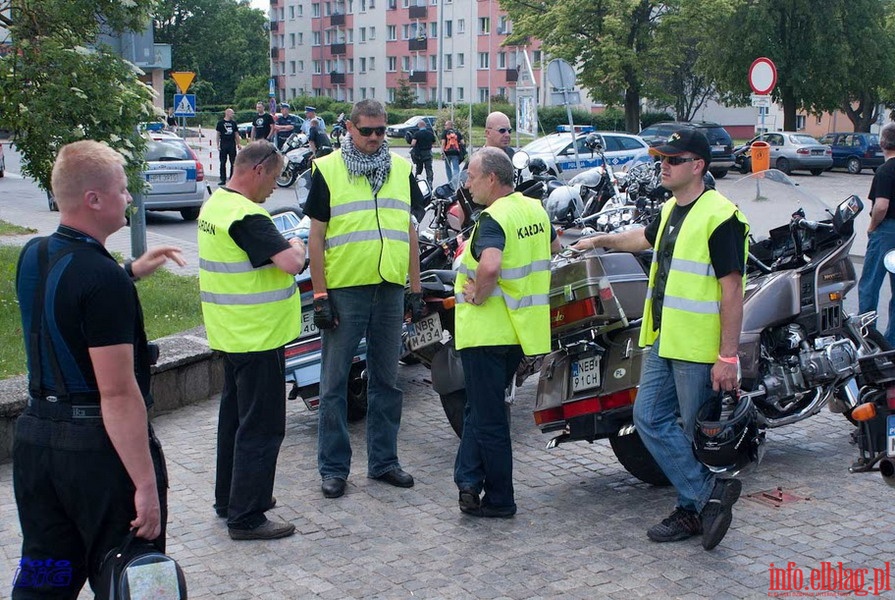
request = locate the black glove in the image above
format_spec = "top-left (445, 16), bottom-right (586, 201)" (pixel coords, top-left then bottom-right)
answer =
top-left (313, 295), bottom-right (338, 329)
top-left (406, 292), bottom-right (426, 323)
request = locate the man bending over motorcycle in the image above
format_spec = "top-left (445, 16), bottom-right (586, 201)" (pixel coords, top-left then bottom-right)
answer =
top-left (572, 128), bottom-right (749, 551)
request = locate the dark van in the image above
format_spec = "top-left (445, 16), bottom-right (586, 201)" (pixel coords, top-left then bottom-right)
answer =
top-left (638, 121), bottom-right (735, 178)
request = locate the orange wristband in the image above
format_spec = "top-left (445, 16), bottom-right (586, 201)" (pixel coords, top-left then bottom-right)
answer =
top-left (717, 354), bottom-right (739, 365)
top-left (313, 292), bottom-right (328, 300)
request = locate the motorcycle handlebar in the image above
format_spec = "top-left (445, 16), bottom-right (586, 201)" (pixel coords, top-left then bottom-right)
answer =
top-left (795, 218), bottom-right (834, 232)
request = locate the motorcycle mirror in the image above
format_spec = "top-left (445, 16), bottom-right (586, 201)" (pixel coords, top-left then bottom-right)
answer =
top-left (512, 150), bottom-right (530, 171)
top-left (416, 178), bottom-right (432, 199)
top-left (885, 250), bottom-right (895, 274)
top-left (832, 194), bottom-right (863, 232)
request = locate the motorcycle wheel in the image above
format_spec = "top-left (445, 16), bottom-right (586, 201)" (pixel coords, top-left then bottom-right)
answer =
top-left (609, 429), bottom-right (671, 487)
top-left (844, 328), bottom-right (892, 425)
top-left (346, 364), bottom-right (368, 423)
top-left (276, 166), bottom-right (298, 188)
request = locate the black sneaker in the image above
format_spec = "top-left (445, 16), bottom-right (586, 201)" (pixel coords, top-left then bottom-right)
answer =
top-left (700, 478), bottom-right (742, 550)
top-left (647, 507), bottom-right (702, 542)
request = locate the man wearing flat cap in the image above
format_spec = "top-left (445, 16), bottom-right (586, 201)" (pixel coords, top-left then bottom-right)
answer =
top-left (573, 128), bottom-right (750, 551)
top-left (302, 106), bottom-right (325, 136)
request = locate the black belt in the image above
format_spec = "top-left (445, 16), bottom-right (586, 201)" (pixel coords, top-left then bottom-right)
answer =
top-left (27, 396), bottom-right (102, 420)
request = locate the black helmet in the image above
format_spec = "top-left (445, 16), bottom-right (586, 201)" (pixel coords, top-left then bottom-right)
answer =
top-left (693, 392), bottom-right (764, 475)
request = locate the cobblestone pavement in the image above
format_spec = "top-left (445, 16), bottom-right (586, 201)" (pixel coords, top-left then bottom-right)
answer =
top-left (2, 366), bottom-right (894, 599)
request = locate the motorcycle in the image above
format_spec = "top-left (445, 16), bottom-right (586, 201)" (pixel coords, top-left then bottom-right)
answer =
top-left (533, 169), bottom-right (888, 485)
top-left (276, 132), bottom-right (314, 188)
top-left (330, 113), bottom-right (347, 148)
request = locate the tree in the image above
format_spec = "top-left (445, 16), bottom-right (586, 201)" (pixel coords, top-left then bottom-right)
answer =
top-left (154, 0), bottom-right (270, 105)
top-left (394, 79), bottom-right (417, 109)
top-left (0, 0), bottom-right (157, 193)
top-left (233, 74), bottom-right (271, 110)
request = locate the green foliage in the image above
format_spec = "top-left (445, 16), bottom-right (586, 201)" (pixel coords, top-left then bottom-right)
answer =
top-left (0, 245), bottom-right (203, 379)
top-left (233, 75), bottom-right (270, 110)
top-left (641, 111), bottom-right (675, 129)
top-left (154, 0), bottom-right (270, 105)
top-left (393, 79), bottom-right (418, 109)
top-left (0, 2), bottom-right (158, 194)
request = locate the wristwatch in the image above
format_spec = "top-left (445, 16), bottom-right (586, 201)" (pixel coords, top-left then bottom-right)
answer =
top-left (124, 259), bottom-right (140, 282)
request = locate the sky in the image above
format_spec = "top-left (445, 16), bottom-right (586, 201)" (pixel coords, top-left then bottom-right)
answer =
top-left (250, 0), bottom-right (268, 11)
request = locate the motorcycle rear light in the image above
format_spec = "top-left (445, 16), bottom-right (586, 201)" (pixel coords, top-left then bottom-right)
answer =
top-left (600, 388), bottom-right (638, 410)
top-left (561, 388), bottom-right (637, 419)
top-left (533, 406), bottom-right (564, 426)
top-left (285, 337), bottom-right (322, 359)
top-left (887, 386), bottom-right (895, 410)
top-left (851, 402), bottom-right (877, 422)
top-left (550, 298), bottom-right (597, 329)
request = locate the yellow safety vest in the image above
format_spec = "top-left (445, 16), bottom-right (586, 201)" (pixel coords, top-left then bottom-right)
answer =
top-left (639, 189), bottom-right (749, 363)
top-left (314, 151), bottom-right (412, 288)
top-left (455, 192), bottom-right (552, 355)
top-left (198, 189), bottom-right (300, 352)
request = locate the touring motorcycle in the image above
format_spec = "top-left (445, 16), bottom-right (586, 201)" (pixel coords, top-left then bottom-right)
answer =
top-left (533, 169), bottom-right (889, 484)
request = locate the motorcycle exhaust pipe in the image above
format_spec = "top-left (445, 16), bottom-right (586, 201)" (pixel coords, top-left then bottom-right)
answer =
top-left (880, 457), bottom-right (895, 488)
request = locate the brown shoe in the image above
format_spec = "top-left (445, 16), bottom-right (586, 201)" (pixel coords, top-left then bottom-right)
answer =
top-left (228, 518), bottom-right (295, 541)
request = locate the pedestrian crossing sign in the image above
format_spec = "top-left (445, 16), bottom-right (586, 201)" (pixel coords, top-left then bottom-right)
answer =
top-left (173, 94), bottom-right (196, 117)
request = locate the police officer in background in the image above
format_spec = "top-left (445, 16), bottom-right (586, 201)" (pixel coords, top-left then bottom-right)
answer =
top-left (274, 103), bottom-right (300, 150)
top-left (13, 140), bottom-right (185, 598)
top-left (198, 141), bottom-right (306, 541)
top-left (454, 147), bottom-right (559, 518)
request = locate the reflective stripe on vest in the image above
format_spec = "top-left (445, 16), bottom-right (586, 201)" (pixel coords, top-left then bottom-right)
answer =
top-left (314, 150), bottom-right (412, 288)
top-left (639, 189), bottom-right (749, 363)
top-left (454, 192), bottom-right (552, 355)
top-left (198, 189), bottom-right (301, 352)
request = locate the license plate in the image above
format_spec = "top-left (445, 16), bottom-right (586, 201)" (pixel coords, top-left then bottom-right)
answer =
top-left (570, 355), bottom-right (601, 393)
top-left (299, 309), bottom-right (318, 338)
top-left (888, 414), bottom-right (895, 458)
top-left (406, 312), bottom-right (443, 351)
top-left (147, 172), bottom-right (180, 183)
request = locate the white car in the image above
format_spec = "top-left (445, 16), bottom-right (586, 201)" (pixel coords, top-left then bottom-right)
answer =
top-left (520, 128), bottom-right (651, 181)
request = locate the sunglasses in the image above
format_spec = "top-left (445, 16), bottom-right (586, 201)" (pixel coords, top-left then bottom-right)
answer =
top-left (489, 127), bottom-right (512, 134)
top-left (661, 155), bottom-right (700, 166)
top-left (254, 146), bottom-right (278, 170)
top-left (355, 126), bottom-right (387, 137)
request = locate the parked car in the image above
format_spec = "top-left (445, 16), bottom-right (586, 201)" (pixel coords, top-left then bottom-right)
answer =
top-left (142, 135), bottom-right (207, 220)
top-left (734, 132), bottom-right (833, 176)
top-left (638, 121), bottom-right (735, 178)
top-left (0, 142), bottom-right (5, 178)
top-left (817, 132), bottom-right (884, 174)
top-left (519, 128), bottom-right (651, 181)
top-left (386, 115), bottom-right (436, 139)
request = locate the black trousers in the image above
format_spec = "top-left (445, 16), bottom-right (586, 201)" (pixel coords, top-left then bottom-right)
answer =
top-left (215, 347), bottom-right (286, 529)
top-left (12, 415), bottom-right (168, 599)
top-left (219, 144), bottom-right (237, 182)
top-left (414, 156), bottom-right (434, 184)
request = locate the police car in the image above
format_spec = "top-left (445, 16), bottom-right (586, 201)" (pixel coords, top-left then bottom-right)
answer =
top-left (519, 126), bottom-right (651, 182)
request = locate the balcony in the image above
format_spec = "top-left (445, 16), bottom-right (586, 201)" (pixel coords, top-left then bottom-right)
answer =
top-left (409, 5), bottom-right (427, 19)
top-left (505, 68), bottom-right (519, 83)
top-left (269, 20), bottom-right (280, 33)
top-left (409, 71), bottom-right (428, 84)
top-left (270, 47), bottom-right (280, 60)
top-left (330, 42), bottom-right (347, 55)
top-left (330, 71), bottom-right (346, 85)
top-left (330, 13), bottom-right (345, 26)
top-left (408, 37), bottom-right (427, 51)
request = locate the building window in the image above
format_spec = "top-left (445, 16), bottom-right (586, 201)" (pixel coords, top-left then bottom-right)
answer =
top-left (289, 5), bottom-right (295, 18)
top-left (430, 55), bottom-right (437, 70)
top-left (290, 61), bottom-right (296, 74)
top-left (347, 28), bottom-right (353, 42)
top-left (498, 87), bottom-right (506, 97)
top-left (478, 52), bottom-right (489, 69)
top-left (313, 60), bottom-right (322, 74)
top-left (430, 22), bottom-right (437, 37)
top-left (297, 33), bottom-right (303, 44)
top-left (388, 87), bottom-right (396, 102)
top-left (289, 33), bottom-right (296, 47)
top-left (444, 54), bottom-right (452, 70)
top-left (313, 31), bottom-right (321, 45)
top-left (298, 60), bottom-right (304, 71)
top-left (431, 86), bottom-right (437, 99)
top-left (478, 17), bottom-right (490, 35)
top-left (479, 88), bottom-right (489, 102)
top-left (325, 59), bottom-right (332, 72)
top-left (290, 87), bottom-right (296, 98)
top-left (369, 26), bottom-right (375, 39)
top-left (445, 87), bottom-right (452, 102)
top-left (369, 57), bottom-right (375, 70)
top-left (370, 87), bottom-right (375, 98)
top-left (360, 27), bottom-right (366, 42)
top-left (498, 52), bottom-right (505, 69)
top-left (457, 19), bottom-right (465, 34)
top-left (361, 0), bottom-right (367, 10)
top-left (456, 53), bottom-right (464, 67)
top-left (533, 50), bottom-right (542, 64)
top-left (497, 15), bottom-right (511, 35)
top-left (402, 56), bottom-right (410, 71)
top-left (387, 56), bottom-right (397, 71)
top-left (444, 20), bottom-right (452, 37)
top-left (361, 87), bottom-right (367, 99)
top-left (298, 4), bottom-right (303, 16)
top-left (388, 0), bottom-right (396, 8)
top-left (457, 87), bottom-right (464, 101)
top-left (387, 25), bottom-right (396, 40)
top-left (312, 2), bottom-right (320, 17)
top-left (348, 88), bottom-right (354, 101)
top-left (795, 115), bottom-right (806, 131)
top-left (347, 58), bottom-right (353, 72)
top-left (324, 1), bottom-right (331, 16)
top-left (402, 24), bottom-right (410, 39)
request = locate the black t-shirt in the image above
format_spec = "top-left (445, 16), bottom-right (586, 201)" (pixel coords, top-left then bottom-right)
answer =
top-left (412, 128), bottom-right (436, 152)
top-left (304, 168), bottom-right (427, 222)
top-left (309, 126), bottom-right (331, 149)
top-left (16, 226), bottom-right (148, 397)
top-left (253, 113), bottom-right (275, 140)
top-left (472, 211), bottom-right (557, 260)
top-left (441, 129), bottom-right (465, 156)
top-left (219, 194), bottom-right (292, 267)
top-left (644, 193), bottom-right (747, 280)
top-left (167, 115), bottom-right (177, 126)
top-left (869, 156), bottom-right (895, 221)
top-left (275, 115), bottom-right (300, 146)
top-left (216, 119), bottom-right (239, 147)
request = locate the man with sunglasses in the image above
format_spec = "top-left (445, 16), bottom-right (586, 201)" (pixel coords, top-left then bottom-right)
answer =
top-left (484, 111), bottom-right (516, 159)
top-left (198, 141), bottom-right (307, 540)
top-left (572, 128), bottom-right (749, 551)
top-left (305, 99), bottom-right (425, 500)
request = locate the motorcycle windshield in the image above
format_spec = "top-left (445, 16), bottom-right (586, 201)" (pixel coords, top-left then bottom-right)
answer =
top-left (723, 169), bottom-right (834, 241)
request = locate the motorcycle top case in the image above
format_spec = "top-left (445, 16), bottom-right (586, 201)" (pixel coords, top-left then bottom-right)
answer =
top-left (548, 251), bottom-right (648, 333)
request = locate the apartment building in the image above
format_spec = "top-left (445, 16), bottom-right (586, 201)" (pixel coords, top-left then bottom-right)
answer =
top-left (267, 0), bottom-right (544, 106)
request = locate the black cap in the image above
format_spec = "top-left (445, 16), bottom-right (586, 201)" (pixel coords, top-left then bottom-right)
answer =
top-left (649, 128), bottom-right (711, 166)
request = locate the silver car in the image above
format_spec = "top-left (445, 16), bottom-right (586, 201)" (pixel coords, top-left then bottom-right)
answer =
top-left (143, 136), bottom-right (207, 220)
top-left (519, 129), bottom-right (651, 182)
top-left (735, 132), bottom-right (833, 176)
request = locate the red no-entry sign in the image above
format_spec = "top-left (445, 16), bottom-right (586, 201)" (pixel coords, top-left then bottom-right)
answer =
top-left (749, 57), bottom-right (777, 95)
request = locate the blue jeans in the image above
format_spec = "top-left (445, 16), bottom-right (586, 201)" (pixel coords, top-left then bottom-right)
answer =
top-left (632, 342), bottom-right (716, 513)
top-left (444, 155), bottom-right (461, 184)
top-left (318, 283), bottom-right (405, 480)
top-left (454, 345), bottom-right (523, 511)
top-left (858, 219), bottom-right (895, 346)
